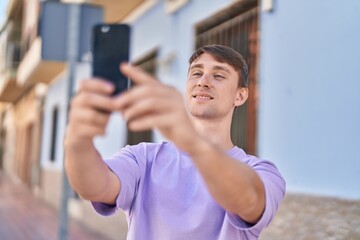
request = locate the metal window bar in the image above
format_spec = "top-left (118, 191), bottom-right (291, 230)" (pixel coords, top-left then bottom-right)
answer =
top-left (126, 50), bottom-right (158, 145)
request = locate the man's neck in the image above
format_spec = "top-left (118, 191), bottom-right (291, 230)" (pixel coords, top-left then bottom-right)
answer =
top-left (191, 116), bottom-right (234, 152)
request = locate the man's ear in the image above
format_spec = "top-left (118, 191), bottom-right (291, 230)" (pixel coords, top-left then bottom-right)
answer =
top-left (234, 87), bottom-right (249, 107)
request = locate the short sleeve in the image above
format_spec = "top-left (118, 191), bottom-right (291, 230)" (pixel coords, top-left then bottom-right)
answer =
top-left (92, 145), bottom-right (143, 216)
top-left (226, 159), bottom-right (286, 237)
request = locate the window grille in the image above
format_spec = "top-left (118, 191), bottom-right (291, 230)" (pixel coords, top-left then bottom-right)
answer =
top-left (126, 50), bottom-right (158, 145)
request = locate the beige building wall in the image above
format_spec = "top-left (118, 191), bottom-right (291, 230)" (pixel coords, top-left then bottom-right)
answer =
top-left (39, 169), bottom-right (62, 208)
top-left (2, 105), bottom-right (16, 177)
top-left (11, 88), bottom-right (41, 186)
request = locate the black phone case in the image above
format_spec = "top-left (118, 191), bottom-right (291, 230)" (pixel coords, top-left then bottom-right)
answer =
top-left (92, 24), bottom-right (130, 95)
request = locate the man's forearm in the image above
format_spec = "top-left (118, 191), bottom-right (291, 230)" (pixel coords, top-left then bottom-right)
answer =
top-left (64, 137), bottom-right (120, 204)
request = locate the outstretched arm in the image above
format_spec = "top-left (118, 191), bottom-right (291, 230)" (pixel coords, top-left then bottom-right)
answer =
top-left (64, 79), bottom-right (121, 204)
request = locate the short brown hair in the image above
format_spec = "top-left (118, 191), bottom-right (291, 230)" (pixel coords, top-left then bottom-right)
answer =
top-left (189, 45), bottom-right (248, 87)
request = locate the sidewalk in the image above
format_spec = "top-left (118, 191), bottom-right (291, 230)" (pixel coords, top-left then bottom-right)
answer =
top-left (260, 193), bottom-right (360, 240)
top-left (0, 173), bottom-right (110, 240)
top-left (2, 172), bottom-right (359, 240)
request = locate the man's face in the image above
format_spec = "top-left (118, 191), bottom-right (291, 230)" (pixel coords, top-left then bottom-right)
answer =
top-left (185, 53), bottom-right (247, 120)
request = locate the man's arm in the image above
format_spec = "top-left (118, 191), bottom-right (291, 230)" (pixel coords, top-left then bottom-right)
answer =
top-left (64, 79), bottom-right (121, 204)
top-left (186, 139), bottom-right (265, 224)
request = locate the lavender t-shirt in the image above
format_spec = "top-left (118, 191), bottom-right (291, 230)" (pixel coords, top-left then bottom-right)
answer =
top-left (92, 142), bottom-right (285, 240)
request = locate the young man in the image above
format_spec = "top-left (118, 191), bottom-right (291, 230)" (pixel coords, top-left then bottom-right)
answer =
top-left (64, 45), bottom-right (285, 239)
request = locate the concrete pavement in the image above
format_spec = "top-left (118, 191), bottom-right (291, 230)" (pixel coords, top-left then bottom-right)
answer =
top-left (1, 172), bottom-right (359, 240)
top-left (0, 173), bottom-right (110, 240)
top-left (260, 193), bottom-right (360, 240)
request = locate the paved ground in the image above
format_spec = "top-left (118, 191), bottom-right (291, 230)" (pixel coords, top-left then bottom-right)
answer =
top-left (260, 193), bottom-right (360, 240)
top-left (0, 173), bottom-right (111, 240)
top-left (1, 172), bottom-right (359, 240)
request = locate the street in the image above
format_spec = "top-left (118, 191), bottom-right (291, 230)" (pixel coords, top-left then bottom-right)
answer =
top-left (0, 173), bottom-right (110, 240)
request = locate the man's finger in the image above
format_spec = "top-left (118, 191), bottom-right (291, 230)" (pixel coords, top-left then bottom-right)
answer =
top-left (78, 78), bottom-right (115, 95)
top-left (120, 63), bottom-right (158, 85)
top-left (72, 92), bottom-right (117, 112)
top-left (70, 107), bottom-right (110, 127)
top-left (122, 97), bottom-right (172, 121)
top-left (114, 84), bottom-right (171, 111)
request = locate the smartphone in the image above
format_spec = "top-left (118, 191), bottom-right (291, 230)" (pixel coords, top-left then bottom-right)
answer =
top-left (92, 24), bottom-right (130, 95)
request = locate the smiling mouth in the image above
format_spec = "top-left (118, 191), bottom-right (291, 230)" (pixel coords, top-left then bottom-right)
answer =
top-left (192, 94), bottom-right (214, 100)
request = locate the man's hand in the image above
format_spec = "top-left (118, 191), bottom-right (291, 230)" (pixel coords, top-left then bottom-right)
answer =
top-left (66, 78), bottom-right (116, 146)
top-left (118, 63), bottom-right (200, 152)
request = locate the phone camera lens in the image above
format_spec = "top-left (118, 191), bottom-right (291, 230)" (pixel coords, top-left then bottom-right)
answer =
top-left (101, 26), bottom-right (110, 33)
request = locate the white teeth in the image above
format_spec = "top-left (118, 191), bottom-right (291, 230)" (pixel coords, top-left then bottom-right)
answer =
top-left (195, 95), bottom-right (211, 100)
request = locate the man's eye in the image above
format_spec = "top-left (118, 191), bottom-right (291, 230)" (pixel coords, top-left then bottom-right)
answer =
top-left (214, 74), bottom-right (224, 79)
top-left (192, 72), bottom-right (202, 77)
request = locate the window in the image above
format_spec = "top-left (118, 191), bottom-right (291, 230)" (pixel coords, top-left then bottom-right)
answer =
top-left (50, 106), bottom-right (59, 161)
top-left (195, 0), bottom-right (258, 154)
top-left (127, 49), bottom-right (158, 145)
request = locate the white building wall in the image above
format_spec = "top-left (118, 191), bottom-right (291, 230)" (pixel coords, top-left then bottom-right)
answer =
top-left (40, 72), bottom-right (68, 171)
top-left (258, 0), bottom-right (360, 199)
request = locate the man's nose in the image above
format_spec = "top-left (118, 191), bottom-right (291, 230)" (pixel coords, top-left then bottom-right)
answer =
top-left (197, 74), bottom-right (211, 88)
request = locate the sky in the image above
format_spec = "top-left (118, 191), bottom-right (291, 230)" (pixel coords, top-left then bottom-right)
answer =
top-left (0, 0), bottom-right (7, 27)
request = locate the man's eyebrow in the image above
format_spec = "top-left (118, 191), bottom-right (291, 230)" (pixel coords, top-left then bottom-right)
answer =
top-left (213, 65), bottom-right (231, 74)
top-left (189, 63), bottom-right (232, 74)
top-left (189, 63), bottom-right (203, 70)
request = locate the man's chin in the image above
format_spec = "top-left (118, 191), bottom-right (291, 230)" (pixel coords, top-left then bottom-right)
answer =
top-left (189, 111), bottom-right (215, 120)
